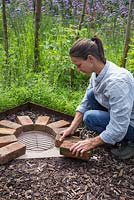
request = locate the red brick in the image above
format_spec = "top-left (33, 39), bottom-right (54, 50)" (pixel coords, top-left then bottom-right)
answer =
top-left (54, 127), bottom-right (68, 147)
top-left (16, 116), bottom-right (34, 131)
top-left (60, 137), bottom-right (92, 160)
top-left (0, 128), bottom-right (16, 136)
top-left (48, 120), bottom-right (70, 129)
top-left (34, 116), bottom-right (50, 131)
top-left (55, 133), bottom-right (63, 147)
top-left (0, 142), bottom-right (26, 165)
top-left (0, 135), bottom-right (17, 148)
top-left (54, 127), bottom-right (82, 147)
top-left (35, 116), bottom-right (50, 125)
top-left (43, 126), bottom-right (56, 138)
top-left (0, 120), bottom-right (22, 136)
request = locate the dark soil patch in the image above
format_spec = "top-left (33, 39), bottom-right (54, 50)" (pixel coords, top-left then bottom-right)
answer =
top-left (0, 110), bottom-right (134, 199)
top-left (4, 109), bottom-right (62, 124)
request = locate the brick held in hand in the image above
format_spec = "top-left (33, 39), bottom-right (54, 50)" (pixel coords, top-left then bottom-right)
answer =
top-left (60, 137), bottom-right (92, 160)
top-left (55, 133), bottom-right (63, 147)
top-left (54, 128), bottom-right (69, 147)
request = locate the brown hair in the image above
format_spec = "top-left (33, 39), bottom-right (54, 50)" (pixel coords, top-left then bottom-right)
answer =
top-left (69, 36), bottom-right (106, 64)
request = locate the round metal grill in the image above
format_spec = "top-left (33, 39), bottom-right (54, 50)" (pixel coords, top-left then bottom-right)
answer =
top-left (18, 131), bottom-right (55, 151)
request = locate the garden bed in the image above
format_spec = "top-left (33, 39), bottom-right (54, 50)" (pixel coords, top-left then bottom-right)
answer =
top-left (0, 103), bottom-right (134, 200)
top-left (0, 154), bottom-right (134, 200)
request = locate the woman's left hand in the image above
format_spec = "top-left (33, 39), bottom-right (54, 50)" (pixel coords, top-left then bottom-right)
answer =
top-left (70, 136), bottom-right (104, 157)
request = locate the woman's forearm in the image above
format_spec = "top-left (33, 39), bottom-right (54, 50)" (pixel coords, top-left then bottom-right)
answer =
top-left (69, 111), bottom-right (83, 133)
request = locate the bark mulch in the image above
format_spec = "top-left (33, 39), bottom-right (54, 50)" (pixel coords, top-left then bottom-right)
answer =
top-left (0, 110), bottom-right (134, 200)
top-left (0, 149), bottom-right (134, 200)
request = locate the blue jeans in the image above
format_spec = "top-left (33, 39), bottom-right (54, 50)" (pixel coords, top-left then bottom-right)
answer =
top-left (83, 89), bottom-right (134, 143)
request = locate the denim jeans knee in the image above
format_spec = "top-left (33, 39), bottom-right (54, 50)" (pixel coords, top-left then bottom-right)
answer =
top-left (83, 110), bottom-right (110, 133)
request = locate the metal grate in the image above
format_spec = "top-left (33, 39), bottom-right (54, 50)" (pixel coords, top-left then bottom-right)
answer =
top-left (18, 131), bottom-right (55, 151)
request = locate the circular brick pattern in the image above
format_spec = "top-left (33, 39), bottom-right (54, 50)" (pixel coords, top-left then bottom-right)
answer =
top-left (0, 115), bottom-right (70, 161)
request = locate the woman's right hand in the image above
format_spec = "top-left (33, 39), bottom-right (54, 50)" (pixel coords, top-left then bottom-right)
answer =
top-left (59, 127), bottom-right (74, 141)
top-left (59, 111), bottom-right (83, 142)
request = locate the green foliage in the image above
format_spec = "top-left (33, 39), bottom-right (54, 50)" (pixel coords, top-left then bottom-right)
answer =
top-left (0, 75), bottom-right (85, 115)
top-left (30, 81), bottom-right (84, 115)
top-left (0, 3), bottom-right (133, 113)
top-left (0, 86), bottom-right (30, 111)
top-left (127, 38), bottom-right (134, 72)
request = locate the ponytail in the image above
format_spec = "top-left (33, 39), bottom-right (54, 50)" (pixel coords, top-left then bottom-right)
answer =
top-left (91, 36), bottom-right (106, 64)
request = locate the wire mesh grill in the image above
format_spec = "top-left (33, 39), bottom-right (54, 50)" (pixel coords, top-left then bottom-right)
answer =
top-left (18, 131), bottom-right (55, 151)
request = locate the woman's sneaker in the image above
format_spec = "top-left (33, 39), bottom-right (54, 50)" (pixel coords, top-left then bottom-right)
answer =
top-left (111, 142), bottom-right (134, 159)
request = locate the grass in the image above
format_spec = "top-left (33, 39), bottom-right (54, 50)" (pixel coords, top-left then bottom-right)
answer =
top-left (0, 77), bottom-right (85, 115)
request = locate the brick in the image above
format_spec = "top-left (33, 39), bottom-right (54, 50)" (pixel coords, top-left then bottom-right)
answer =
top-left (0, 128), bottom-right (16, 136)
top-left (35, 116), bottom-right (50, 125)
top-left (55, 133), bottom-right (63, 147)
top-left (0, 135), bottom-right (17, 148)
top-left (54, 128), bottom-right (68, 147)
top-left (34, 116), bottom-right (50, 131)
top-left (0, 120), bottom-right (22, 136)
top-left (0, 142), bottom-right (26, 165)
top-left (16, 116), bottom-right (34, 131)
top-left (54, 128), bottom-right (81, 147)
top-left (48, 120), bottom-right (70, 129)
top-left (43, 126), bottom-right (56, 137)
top-left (60, 137), bottom-right (92, 160)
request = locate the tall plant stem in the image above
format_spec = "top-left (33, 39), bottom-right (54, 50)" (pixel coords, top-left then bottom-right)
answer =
top-left (70, 0), bottom-right (87, 87)
top-left (34, 0), bottom-right (42, 71)
top-left (2, 0), bottom-right (9, 63)
top-left (76, 0), bottom-right (87, 40)
top-left (121, 0), bottom-right (133, 68)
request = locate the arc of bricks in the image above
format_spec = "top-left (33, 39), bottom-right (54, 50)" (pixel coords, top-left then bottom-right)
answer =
top-left (0, 115), bottom-right (92, 163)
top-left (0, 115), bottom-right (71, 164)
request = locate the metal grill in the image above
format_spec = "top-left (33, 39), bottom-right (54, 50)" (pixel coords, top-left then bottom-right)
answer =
top-left (18, 131), bottom-right (55, 151)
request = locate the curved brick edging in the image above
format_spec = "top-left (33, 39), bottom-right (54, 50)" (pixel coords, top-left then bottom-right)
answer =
top-left (0, 115), bottom-right (70, 164)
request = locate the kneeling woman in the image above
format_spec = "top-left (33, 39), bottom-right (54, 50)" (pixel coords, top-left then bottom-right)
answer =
top-left (60, 36), bottom-right (134, 160)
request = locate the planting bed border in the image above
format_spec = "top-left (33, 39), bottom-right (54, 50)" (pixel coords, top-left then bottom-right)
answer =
top-left (0, 102), bottom-right (74, 122)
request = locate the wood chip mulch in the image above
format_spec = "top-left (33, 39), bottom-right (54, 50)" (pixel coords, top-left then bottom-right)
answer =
top-left (0, 149), bottom-right (134, 200)
top-left (0, 109), bottom-right (134, 200)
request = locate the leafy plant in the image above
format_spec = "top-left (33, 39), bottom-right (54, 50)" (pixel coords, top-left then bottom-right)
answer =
top-left (0, 0), bottom-right (133, 114)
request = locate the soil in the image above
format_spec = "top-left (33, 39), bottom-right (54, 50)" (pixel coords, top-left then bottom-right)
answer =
top-left (0, 110), bottom-right (134, 200)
